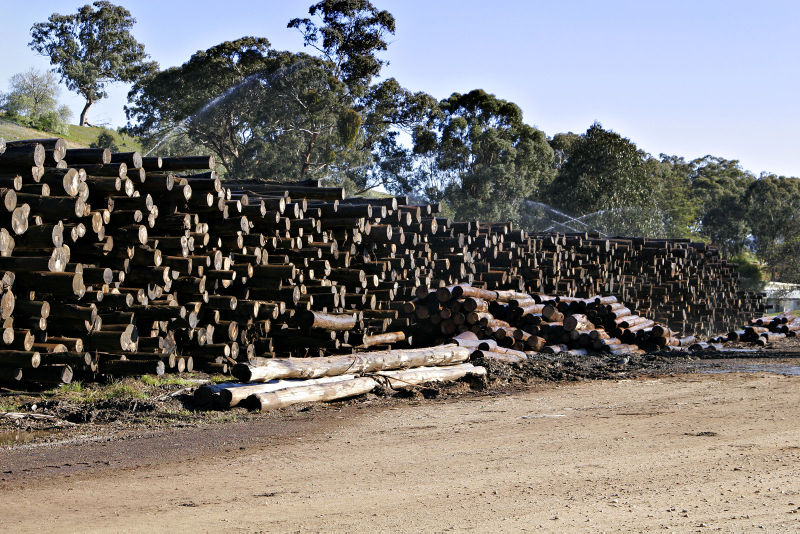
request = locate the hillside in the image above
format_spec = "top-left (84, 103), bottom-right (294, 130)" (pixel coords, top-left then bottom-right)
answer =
top-left (0, 117), bottom-right (141, 151)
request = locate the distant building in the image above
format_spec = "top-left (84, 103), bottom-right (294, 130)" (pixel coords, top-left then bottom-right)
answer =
top-left (762, 282), bottom-right (800, 312)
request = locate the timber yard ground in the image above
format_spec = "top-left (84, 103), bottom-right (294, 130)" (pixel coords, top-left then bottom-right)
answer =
top-left (2, 346), bottom-right (800, 532)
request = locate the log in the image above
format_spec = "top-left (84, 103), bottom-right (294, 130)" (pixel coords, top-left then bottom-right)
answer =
top-left (211, 374), bottom-right (359, 408)
top-left (248, 376), bottom-right (376, 412)
top-left (233, 345), bottom-right (470, 382)
top-left (373, 363), bottom-right (486, 389)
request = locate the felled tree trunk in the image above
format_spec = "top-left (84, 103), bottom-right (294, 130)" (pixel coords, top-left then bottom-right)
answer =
top-left (372, 363), bottom-right (486, 389)
top-left (246, 363), bottom-right (486, 412)
top-left (233, 344), bottom-right (470, 383)
top-left (249, 376), bottom-right (377, 412)
top-left (210, 374), bottom-right (358, 409)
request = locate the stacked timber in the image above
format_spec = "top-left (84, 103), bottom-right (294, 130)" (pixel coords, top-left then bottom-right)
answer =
top-left (722, 312), bottom-right (799, 347)
top-left (0, 137), bottom-right (764, 388)
top-left (405, 284), bottom-right (697, 358)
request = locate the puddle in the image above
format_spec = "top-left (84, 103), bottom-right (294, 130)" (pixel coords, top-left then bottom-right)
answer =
top-left (0, 429), bottom-right (56, 447)
top-left (693, 359), bottom-right (800, 376)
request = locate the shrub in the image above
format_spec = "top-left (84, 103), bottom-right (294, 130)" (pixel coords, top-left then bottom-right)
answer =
top-left (90, 131), bottom-right (119, 152)
top-left (35, 110), bottom-right (70, 136)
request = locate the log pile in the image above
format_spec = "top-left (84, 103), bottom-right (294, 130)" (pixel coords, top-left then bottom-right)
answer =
top-left (195, 344), bottom-right (485, 410)
top-left (405, 284), bottom-right (698, 358)
top-left (719, 312), bottom-right (800, 347)
top-left (0, 136), bottom-right (763, 388)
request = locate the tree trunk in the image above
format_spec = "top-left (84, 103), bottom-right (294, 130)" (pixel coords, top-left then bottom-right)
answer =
top-left (79, 100), bottom-right (94, 127)
top-left (300, 132), bottom-right (319, 178)
top-left (232, 345), bottom-right (470, 383)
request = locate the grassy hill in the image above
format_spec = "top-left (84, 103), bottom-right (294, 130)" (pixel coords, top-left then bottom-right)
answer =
top-left (0, 117), bottom-right (141, 151)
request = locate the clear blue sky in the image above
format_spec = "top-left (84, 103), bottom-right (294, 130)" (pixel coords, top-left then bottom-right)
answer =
top-left (2, 0), bottom-right (799, 177)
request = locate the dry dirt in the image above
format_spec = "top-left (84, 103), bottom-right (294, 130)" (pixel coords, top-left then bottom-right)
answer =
top-left (2, 369), bottom-right (799, 532)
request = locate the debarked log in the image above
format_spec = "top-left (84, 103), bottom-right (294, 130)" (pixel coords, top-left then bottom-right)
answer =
top-left (372, 363), bottom-right (486, 389)
top-left (248, 376), bottom-right (377, 412)
top-left (233, 344), bottom-right (470, 382)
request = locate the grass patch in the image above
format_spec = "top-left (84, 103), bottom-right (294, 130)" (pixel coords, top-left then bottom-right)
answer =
top-left (0, 398), bottom-right (24, 412)
top-left (57, 382), bottom-right (85, 394)
top-left (140, 375), bottom-right (195, 387)
top-left (209, 374), bottom-right (232, 384)
top-left (0, 116), bottom-right (141, 152)
top-left (65, 124), bottom-right (141, 151)
top-left (103, 382), bottom-right (149, 400)
top-left (50, 379), bottom-right (149, 404)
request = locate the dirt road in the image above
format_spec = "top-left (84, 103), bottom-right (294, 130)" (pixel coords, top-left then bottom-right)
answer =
top-left (2, 372), bottom-right (800, 532)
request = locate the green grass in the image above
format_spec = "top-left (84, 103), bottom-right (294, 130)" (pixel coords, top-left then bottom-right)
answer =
top-left (140, 375), bottom-right (195, 387)
top-left (209, 374), bottom-right (233, 384)
top-left (64, 124), bottom-right (141, 152)
top-left (358, 188), bottom-right (394, 199)
top-left (50, 379), bottom-right (149, 404)
top-left (45, 374), bottom-right (211, 405)
top-left (0, 399), bottom-right (23, 412)
top-left (0, 115), bottom-right (141, 152)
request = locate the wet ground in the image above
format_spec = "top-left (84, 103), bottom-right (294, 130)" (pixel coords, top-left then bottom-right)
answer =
top-left (691, 359), bottom-right (800, 376)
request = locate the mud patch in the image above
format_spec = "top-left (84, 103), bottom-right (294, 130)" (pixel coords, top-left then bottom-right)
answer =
top-left (472, 351), bottom-right (686, 385)
top-left (36, 397), bottom-right (159, 424)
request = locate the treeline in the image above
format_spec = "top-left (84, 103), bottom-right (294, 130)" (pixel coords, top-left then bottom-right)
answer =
top-left (27, 1), bottom-right (800, 282)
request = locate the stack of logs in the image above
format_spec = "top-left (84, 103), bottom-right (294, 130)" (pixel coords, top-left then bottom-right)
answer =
top-left (722, 313), bottom-right (800, 347)
top-left (196, 344), bottom-right (485, 411)
top-left (405, 284), bottom-right (698, 361)
top-left (524, 233), bottom-right (761, 336)
top-left (0, 136), bottom-right (764, 388)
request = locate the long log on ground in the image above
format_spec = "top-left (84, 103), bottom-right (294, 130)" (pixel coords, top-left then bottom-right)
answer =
top-left (207, 374), bottom-right (359, 408)
top-left (233, 345), bottom-right (470, 382)
top-left (373, 363), bottom-right (486, 389)
top-left (248, 376), bottom-right (377, 412)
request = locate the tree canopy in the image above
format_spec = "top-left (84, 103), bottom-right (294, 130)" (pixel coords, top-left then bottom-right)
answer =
top-left (689, 155), bottom-right (755, 254)
top-left (401, 89), bottom-right (554, 223)
top-left (3, 69), bottom-right (59, 118)
top-left (1, 69), bottom-right (72, 135)
top-left (30, 1), bottom-right (156, 125)
top-left (543, 124), bottom-right (665, 236)
top-left (126, 38), bottom-right (369, 180)
top-left (289, 0), bottom-right (395, 95)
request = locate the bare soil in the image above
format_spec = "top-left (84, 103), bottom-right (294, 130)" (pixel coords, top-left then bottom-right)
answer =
top-left (1, 366), bottom-right (800, 532)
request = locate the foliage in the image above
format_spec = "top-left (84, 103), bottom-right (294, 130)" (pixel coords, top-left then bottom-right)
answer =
top-left (687, 156), bottom-right (755, 254)
top-left (1, 69), bottom-right (71, 135)
top-left (3, 69), bottom-right (60, 118)
top-left (741, 175), bottom-right (800, 281)
top-left (36, 110), bottom-right (71, 135)
top-left (543, 124), bottom-right (664, 236)
top-left (126, 38), bottom-right (366, 179)
top-left (401, 89), bottom-right (554, 223)
top-left (549, 131), bottom-right (580, 169)
top-left (30, 1), bottom-right (157, 125)
top-left (90, 130), bottom-right (119, 151)
top-left (743, 175), bottom-right (800, 256)
top-left (765, 236), bottom-right (800, 283)
top-left (649, 155), bottom-right (700, 239)
top-left (289, 0), bottom-right (396, 95)
top-left (730, 249), bottom-right (765, 290)
top-left (338, 77), bottom-right (439, 195)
